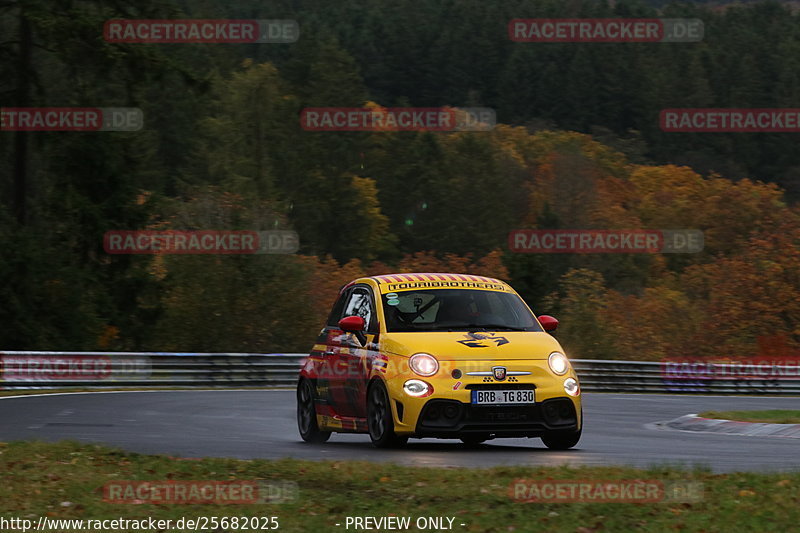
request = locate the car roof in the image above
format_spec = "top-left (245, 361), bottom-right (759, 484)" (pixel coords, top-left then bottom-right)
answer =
top-left (340, 273), bottom-right (512, 294)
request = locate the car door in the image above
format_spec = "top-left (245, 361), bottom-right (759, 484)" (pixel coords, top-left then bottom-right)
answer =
top-left (316, 287), bottom-right (352, 419)
top-left (328, 284), bottom-right (380, 419)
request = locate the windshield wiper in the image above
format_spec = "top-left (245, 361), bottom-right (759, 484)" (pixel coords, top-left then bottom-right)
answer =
top-left (465, 324), bottom-right (527, 331)
top-left (426, 324), bottom-right (528, 331)
top-left (395, 324), bottom-right (441, 331)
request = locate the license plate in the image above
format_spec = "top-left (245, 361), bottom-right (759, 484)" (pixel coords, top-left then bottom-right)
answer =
top-left (471, 389), bottom-right (535, 405)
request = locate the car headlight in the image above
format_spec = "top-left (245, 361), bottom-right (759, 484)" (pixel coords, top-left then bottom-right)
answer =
top-left (564, 377), bottom-right (580, 396)
top-left (409, 353), bottom-right (439, 377)
top-left (403, 379), bottom-right (433, 397)
top-left (548, 352), bottom-right (569, 375)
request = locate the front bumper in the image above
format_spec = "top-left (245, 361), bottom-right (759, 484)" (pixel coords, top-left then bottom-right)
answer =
top-left (384, 358), bottom-right (582, 438)
top-left (413, 397), bottom-right (579, 438)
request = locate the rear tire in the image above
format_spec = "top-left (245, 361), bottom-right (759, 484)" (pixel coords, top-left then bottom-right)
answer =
top-left (297, 379), bottom-right (331, 444)
top-left (367, 381), bottom-right (407, 448)
top-left (541, 428), bottom-right (581, 450)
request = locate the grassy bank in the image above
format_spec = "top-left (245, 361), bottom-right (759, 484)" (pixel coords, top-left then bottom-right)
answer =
top-left (0, 441), bottom-right (799, 532)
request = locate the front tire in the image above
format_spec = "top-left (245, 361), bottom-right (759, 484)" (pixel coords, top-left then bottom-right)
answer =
top-left (541, 428), bottom-right (581, 450)
top-left (297, 379), bottom-right (331, 443)
top-left (367, 381), bottom-right (407, 448)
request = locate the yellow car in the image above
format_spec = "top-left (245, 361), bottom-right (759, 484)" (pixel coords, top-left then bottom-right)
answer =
top-left (296, 273), bottom-right (582, 449)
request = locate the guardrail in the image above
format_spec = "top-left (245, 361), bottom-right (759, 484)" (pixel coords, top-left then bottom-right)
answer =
top-left (1, 352), bottom-right (799, 394)
top-left (0, 352), bottom-right (305, 389)
top-left (572, 359), bottom-right (800, 395)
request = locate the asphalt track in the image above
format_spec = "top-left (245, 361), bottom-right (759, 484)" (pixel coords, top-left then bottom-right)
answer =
top-left (0, 391), bottom-right (798, 472)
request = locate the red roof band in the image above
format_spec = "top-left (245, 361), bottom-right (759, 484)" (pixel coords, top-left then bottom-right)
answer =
top-left (371, 273), bottom-right (503, 284)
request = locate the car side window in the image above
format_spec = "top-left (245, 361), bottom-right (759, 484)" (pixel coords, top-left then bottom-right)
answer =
top-left (342, 286), bottom-right (377, 333)
top-left (326, 290), bottom-right (349, 327)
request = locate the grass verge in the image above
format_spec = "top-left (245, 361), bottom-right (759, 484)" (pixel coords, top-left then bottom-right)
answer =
top-left (1, 441), bottom-right (799, 532)
top-left (699, 410), bottom-right (800, 424)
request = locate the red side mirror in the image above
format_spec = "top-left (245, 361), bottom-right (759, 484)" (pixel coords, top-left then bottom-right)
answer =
top-left (339, 315), bottom-right (366, 332)
top-left (538, 315), bottom-right (559, 332)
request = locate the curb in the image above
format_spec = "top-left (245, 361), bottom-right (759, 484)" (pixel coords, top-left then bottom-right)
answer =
top-left (651, 414), bottom-right (800, 439)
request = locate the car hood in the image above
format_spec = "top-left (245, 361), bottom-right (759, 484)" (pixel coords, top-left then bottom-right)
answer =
top-left (381, 331), bottom-right (564, 360)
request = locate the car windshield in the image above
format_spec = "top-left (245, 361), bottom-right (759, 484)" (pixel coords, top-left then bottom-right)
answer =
top-left (381, 289), bottom-right (542, 333)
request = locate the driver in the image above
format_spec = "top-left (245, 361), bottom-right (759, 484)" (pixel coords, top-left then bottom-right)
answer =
top-left (437, 292), bottom-right (479, 323)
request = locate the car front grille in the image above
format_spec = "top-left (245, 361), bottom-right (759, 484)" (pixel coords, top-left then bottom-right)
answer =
top-left (465, 383), bottom-right (536, 390)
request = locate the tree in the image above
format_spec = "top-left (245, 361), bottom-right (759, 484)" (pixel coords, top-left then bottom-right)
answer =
top-left (540, 268), bottom-right (615, 359)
